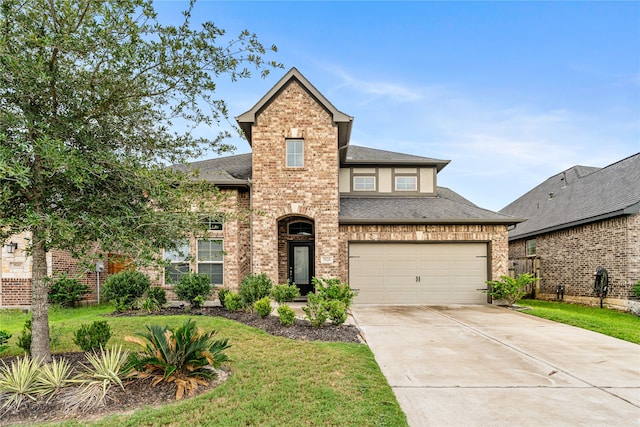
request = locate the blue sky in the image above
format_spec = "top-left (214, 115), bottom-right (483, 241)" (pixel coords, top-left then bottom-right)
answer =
top-left (155, 1), bottom-right (639, 211)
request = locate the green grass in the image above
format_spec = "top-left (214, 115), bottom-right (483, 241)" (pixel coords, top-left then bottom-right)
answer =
top-left (517, 299), bottom-right (640, 344)
top-left (0, 306), bottom-right (407, 426)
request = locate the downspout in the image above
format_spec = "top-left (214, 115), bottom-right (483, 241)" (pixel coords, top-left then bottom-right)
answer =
top-left (248, 178), bottom-right (253, 274)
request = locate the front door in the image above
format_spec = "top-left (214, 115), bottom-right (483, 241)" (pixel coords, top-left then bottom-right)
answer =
top-left (288, 242), bottom-right (314, 295)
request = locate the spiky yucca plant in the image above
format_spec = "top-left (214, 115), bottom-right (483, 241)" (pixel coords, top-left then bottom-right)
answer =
top-left (0, 356), bottom-right (42, 414)
top-left (35, 357), bottom-right (74, 401)
top-left (125, 319), bottom-right (230, 399)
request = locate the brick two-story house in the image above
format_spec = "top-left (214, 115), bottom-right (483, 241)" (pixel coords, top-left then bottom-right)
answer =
top-left (1, 68), bottom-right (522, 308)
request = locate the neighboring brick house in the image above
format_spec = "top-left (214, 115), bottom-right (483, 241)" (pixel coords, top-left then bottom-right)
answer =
top-left (1, 68), bottom-right (522, 307)
top-left (500, 153), bottom-right (640, 310)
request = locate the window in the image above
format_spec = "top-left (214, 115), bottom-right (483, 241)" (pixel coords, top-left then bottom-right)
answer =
top-left (526, 239), bottom-right (537, 257)
top-left (353, 176), bottom-right (376, 191)
top-left (201, 217), bottom-right (223, 231)
top-left (197, 239), bottom-right (223, 285)
top-left (286, 139), bottom-right (304, 167)
top-left (395, 176), bottom-right (417, 191)
top-left (164, 242), bottom-right (190, 284)
top-left (288, 222), bottom-right (313, 236)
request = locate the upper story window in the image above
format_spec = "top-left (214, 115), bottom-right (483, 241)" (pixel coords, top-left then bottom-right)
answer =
top-left (395, 176), bottom-right (417, 191)
top-left (353, 176), bottom-right (376, 191)
top-left (289, 222), bottom-right (313, 236)
top-left (286, 139), bottom-right (304, 168)
top-left (526, 239), bottom-right (537, 257)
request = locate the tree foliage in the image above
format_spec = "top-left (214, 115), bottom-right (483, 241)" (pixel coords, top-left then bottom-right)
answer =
top-left (0, 0), bottom-right (280, 361)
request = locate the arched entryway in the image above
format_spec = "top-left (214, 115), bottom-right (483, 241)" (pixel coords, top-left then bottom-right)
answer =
top-left (277, 216), bottom-right (315, 295)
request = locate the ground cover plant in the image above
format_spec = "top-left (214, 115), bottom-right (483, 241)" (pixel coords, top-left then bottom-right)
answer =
top-left (517, 299), bottom-right (640, 344)
top-left (0, 306), bottom-right (406, 426)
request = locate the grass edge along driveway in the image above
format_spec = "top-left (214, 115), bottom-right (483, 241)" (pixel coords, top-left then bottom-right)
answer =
top-left (0, 306), bottom-right (407, 427)
top-left (517, 299), bottom-right (640, 344)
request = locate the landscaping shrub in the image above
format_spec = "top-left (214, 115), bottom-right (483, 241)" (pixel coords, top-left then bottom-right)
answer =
top-left (173, 272), bottom-right (212, 308)
top-left (73, 321), bottom-right (112, 352)
top-left (102, 270), bottom-right (151, 311)
top-left (326, 299), bottom-right (348, 326)
top-left (35, 358), bottom-right (74, 401)
top-left (140, 296), bottom-right (160, 313)
top-left (239, 273), bottom-right (273, 307)
top-left (277, 305), bottom-right (296, 326)
top-left (125, 319), bottom-right (230, 400)
top-left (313, 277), bottom-right (357, 308)
top-left (302, 293), bottom-right (329, 327)
top-left (47, 273), bottom-right (90, 307)
top-left (485, 273), bottom-right (539, 307)
top-left (217, 287), bottom-right (230, 307)
top-left (223, 291), bottom-right (244, 311)
top-left (632, 280), bottom-right (640, 298)
top-left (270, 282), bottom-right (300, 303)
top-left (254, 297), bottom-right (273, 318)
top-left (147, 287), bottom-right (167, 307)
top-left (0, 330), bottom-right (11, 356)
top-left (16, 320), bottom-right (32, 355)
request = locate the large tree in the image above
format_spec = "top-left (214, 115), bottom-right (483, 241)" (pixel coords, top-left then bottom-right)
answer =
top-left (0, 0), bottom-right (280, 361)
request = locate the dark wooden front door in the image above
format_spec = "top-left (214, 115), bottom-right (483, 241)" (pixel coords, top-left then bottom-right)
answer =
top-left (288, 242), bottom-right (314, 295)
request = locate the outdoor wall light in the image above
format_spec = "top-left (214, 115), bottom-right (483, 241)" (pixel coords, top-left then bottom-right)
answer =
top-left (6, 242), bottom-right (18, 254)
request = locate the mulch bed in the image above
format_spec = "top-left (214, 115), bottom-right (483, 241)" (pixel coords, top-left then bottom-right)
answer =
top-left (0, 306), bottom-right (362, 426)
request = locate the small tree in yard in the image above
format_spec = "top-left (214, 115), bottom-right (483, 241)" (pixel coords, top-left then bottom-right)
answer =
top-left (0, 0), bottom-right (280, 362)
top-left (485, 273), bottom-right (539, 307)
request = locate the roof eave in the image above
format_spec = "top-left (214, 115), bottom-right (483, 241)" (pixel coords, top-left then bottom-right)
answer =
top-left (342, 159), bottom-right (451, 171)
top-left (340, 217), bottom-right (525, 225)
top-left (508, 208), bottom-right (639, 241)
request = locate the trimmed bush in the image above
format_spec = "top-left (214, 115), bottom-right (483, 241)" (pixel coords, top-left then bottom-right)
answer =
top-left (102, 270), bottom-right (151, 311)
top-left (485, 273), bottom-right (539, 307)
top-left (277, 305), bottom-right (296, 326)
top-left (48, 273), bottom-right (90, 307)
top-left (254, 297), bottom-right (273, 318)
top-left (270, 282), bottom-right (300, 303)
top-left (173, 273), bottom-right (212, 308)
top-left (16, 320), bottom-right (32, 355)
top-left (147, 287), bottom-right (167, 307)
top-left (313, 277), bottom-right (357, 308)
top-left (239, 273), bottom-right (273, 307)
top-left (0, 330), bottom-right (11, 356)
top-left (217, 287), bottom-right (230, 307)
top-left (326, 300), bottom-right (347, 326)
top-left (73, 321), bottom-right (112, 352)
top-left (223, 291), bottom-right (244, 311)
top-left (302, 293), bottom-right (329, 327)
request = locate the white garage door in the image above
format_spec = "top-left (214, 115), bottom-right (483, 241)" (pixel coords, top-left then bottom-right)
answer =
top-left (349, 243), bottom-right (488, 304)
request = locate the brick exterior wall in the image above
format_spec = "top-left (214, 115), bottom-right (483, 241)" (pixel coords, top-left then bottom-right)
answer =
top-left (249, 79), bottom-right (340, 284)
top-left (338, 224), bottom-right (510, 282)
top-left (508, 214), bottom-right (640, 308)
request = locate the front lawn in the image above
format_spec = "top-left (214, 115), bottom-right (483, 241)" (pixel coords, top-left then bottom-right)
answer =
top-left (517, 299), bottom-right (640, 344)
top-left (0, 306), bottom-right (407, 426)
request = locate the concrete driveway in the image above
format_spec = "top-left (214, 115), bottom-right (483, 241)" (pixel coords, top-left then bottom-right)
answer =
top-left (351, 305), bottom-right (640, 427)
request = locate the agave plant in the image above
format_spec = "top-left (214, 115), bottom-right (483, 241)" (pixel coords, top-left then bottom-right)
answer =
top-left (0, 356), bottom-right (42, 414)
top-left (125, 319), bottom-right (230, 399)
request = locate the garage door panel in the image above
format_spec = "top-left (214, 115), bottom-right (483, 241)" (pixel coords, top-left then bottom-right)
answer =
top-left (350, 243), bottom-right (487, 304)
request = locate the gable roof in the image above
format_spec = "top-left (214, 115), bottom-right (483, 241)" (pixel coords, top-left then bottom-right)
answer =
top-left (340, 187), bottom-right (522, 225)
top-left (500, 153), bottom-right (640, 240)
top-left (236, 68), bottom-right (354, 148)
top-left (342, 145), bottom-right (450, 171)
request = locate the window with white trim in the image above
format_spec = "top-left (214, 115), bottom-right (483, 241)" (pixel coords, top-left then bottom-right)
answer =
top-left (395, 176), bottom-right (417, 191)
top-left (353, 176), bottom-right (376, 191)
top-left (526, 239), bottom-right (537, 257)
top-left (197, 239), bottom-right (224, 285)
top-left (164, 241), bottom-right (190, 284)
top-left (286, 139), bottom-right (304, 167)
top-left (201, 217), bottom-right (223, 231)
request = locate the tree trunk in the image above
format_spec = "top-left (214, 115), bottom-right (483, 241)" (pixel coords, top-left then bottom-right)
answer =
top-left (30, 229), bottom-right (51, 363)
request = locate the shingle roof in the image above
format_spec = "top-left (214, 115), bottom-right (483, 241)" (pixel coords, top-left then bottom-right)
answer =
top-left (500, 153), bottom-right (640, 240)
top-left (342, 145), bottom-right (450, 171)
top-left (340, 187), bottom-right (522, 224)
top-left (171, 153), bottom-right (252, 186)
